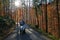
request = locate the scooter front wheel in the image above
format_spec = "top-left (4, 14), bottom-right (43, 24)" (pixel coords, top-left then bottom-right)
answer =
top-left (20, 29), bottom-right (25, 34)
top-left (23, 29), bottom-right (25, 33)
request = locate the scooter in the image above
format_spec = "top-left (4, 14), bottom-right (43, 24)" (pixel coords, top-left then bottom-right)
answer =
top-left (20, 26), bottom-right (25, 34)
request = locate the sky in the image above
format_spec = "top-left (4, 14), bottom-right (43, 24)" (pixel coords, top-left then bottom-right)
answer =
top-left (9, 0), bottom-right (54, 12)
top-left (9, 0), bottom-right (54, 8)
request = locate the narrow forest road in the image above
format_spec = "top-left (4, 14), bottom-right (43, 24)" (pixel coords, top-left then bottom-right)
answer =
top-left (4, 25), bottom-right (51, 40)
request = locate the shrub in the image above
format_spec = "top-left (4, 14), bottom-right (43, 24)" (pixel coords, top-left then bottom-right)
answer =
top-left (0, 15), bottom-right (15, 36)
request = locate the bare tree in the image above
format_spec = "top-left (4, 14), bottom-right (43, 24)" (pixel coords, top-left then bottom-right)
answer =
top-left (33, 0), bottom-right (42, 28)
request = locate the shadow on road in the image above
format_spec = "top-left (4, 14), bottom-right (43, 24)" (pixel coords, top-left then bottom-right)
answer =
top-left (19, 33), bottom-right (32, 40)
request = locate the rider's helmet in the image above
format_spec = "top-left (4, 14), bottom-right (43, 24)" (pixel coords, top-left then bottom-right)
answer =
top-left (20, 20), bottom-right (25, 26)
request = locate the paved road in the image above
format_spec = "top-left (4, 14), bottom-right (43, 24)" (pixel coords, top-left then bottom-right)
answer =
top-left (4, 27), bottom-right (51, 40)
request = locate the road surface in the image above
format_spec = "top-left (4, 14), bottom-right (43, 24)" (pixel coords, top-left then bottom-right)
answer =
top-left (4, 26), bottom-right (51, 40)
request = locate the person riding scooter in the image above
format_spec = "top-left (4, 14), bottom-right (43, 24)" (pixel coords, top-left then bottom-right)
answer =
top-left (20, 20), bottom-right (25, 34)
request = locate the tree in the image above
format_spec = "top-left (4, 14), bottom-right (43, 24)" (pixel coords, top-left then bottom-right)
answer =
top-left (33, 0), bottom-right (42, 28)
